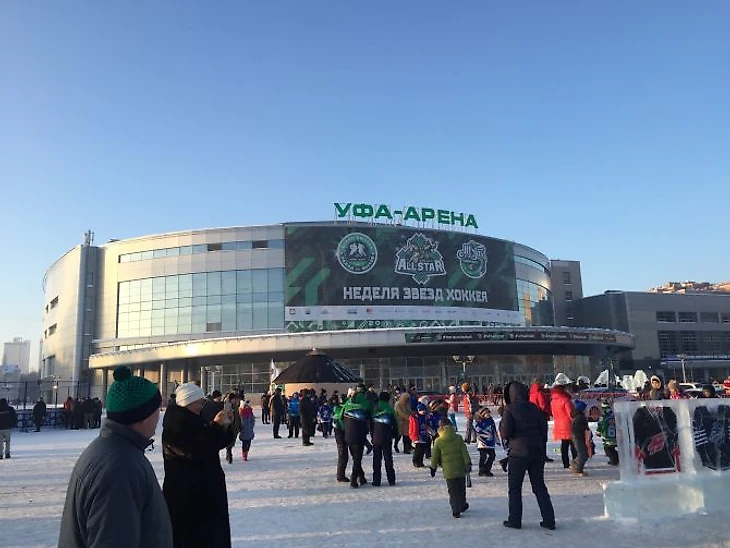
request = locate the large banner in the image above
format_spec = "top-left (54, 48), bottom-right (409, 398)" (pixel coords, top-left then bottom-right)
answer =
top-left (284, 224), bottom-right (521, 332)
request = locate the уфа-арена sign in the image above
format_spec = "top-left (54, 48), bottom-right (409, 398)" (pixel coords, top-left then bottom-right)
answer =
top-left (335, 202), bottom-right (478, 229)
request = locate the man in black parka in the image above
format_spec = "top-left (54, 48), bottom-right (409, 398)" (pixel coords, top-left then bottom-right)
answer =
top-left (499, 381), bottom-right (555, 530)
top-left (300, 389), bottom-right (315, 446)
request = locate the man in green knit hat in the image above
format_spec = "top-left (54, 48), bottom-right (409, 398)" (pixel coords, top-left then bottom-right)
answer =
top-left (58, 365), bottom-right (173, 548)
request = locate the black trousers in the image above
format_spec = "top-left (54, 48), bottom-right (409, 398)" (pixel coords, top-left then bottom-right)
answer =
top-left (335, 428), bottom-right (349, 480)
top-left (272, 415), bottom-right (283, 437)
top-left (560, 439), bottom-right (577, 468)
top-left (478, 448), bottom-right (496, 473)
top-left (372, 444), bottom-right (396, 485)
top-left (604, 444), bottom-right (619, 465)
top-left (262, 409), bottom-right (270, 424)
top-left (396, 435), bottom-right (412, 453)
top-left (507, 453), bottom-right (555, 526)
top-left (348, 442), bottom-right (366, 486)
top-left (412, 442), bottom-right (428, 467)
top-left (445, 477), bottom-right (467, 515)
top-left (288, 416), bottom-right (301, 438)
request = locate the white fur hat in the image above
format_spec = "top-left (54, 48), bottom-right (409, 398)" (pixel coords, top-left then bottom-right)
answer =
top-left (552, 373), bottom-right (572, 387)
top-left (175, 383), bottom-right (205, 407)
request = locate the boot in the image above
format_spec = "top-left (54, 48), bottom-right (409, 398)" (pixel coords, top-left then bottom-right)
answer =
top-left (243, 451), bottom-right (248, 461)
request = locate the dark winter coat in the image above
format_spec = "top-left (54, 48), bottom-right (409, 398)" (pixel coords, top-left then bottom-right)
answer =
top-left (571, 410), bottom-right (589, 440)
top-left (270, 394), bottom-right (285, 417)
top-left (0, 401), bottom-right (17, 429)
top-left (33, 400), bottom-right (47, 420)
top-left (300, 395), bottom-right (315, 435)
top-left (201, 398), bottom-right (224, 423)
top-left (371, 400), bottom-right (398, 446)
top-left (58, 420), bottom-right (173, 548)
top-left (343, 393), bottom-right (371, 445)
top-left (162, 404), bottom-right (235, 548)
top-left (499, 382), bottom-right (547, 458)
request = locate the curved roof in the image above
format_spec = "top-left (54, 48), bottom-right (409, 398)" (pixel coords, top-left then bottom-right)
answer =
top-left (273, 349), bottom-right (362, 384)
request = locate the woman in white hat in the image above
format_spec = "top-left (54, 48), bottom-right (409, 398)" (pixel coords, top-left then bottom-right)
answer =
top-left (550, 374), bottom-right (576, 469)
top-left (162, 383), bottom-right (235, 548)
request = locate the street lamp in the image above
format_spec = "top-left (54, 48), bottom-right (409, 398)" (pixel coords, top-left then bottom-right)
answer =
top-left (452, 355), bottom-right (475, 382)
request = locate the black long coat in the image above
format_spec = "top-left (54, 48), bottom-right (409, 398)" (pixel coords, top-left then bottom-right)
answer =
top-left (162, 404), bottom-right (235, 548)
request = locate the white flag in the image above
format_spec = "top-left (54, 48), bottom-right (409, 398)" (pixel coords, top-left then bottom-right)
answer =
top-left (270, 359), bottom-right (280, 383)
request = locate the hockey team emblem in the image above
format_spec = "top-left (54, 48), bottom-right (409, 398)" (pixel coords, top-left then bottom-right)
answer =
top-left (394, 233), bottom-right (446, 285)
top-left (336, 232), bottom-right (378, 274)
top-left (457, 240), bottom-right (488, 279)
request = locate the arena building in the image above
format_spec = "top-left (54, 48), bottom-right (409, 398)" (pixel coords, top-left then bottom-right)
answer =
top-left (41, 210), bottom-right (633, 399)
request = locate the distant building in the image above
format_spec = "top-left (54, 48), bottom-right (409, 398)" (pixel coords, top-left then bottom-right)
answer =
top-left (550, 260), bottom-right (583, 327)
top-left (648, 281), bottom-right (730, 294)
top-left (570, 290), bottom-right (730, 382)
top-left (2, 337), bottom-right (31, 374)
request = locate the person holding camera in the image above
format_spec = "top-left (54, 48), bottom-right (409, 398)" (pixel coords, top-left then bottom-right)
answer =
top-left (162, 383), bottom-right (235, 548)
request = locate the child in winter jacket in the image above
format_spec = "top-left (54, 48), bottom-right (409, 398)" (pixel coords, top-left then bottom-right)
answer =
top-left (570, 401), bottom-right (593, 475)
top-left (430, 418), bottom-right (472, 518)
top-left (596, 400), bottom-right (618, 465)
top-left (474, 407), bottom-right (499, 476)
top-left (317, 401), bottom-right (333, 438)
top-left (238, 400), bottom-right (256, 461)
top-left (409, 403), bottom-right (430, 468)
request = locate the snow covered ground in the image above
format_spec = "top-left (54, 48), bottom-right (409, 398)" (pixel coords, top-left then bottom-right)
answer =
top-left (1, 413), bottom-right (729, 548)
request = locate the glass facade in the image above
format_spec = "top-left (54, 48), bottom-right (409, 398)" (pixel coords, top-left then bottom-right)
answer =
top-left (118, 239), bottom-right (285, 263)
top-left (201, 353), bottom-right (593, 398)
top-left (116, 268), bottom-right (285, 338)
top-left (516, 279), bottom-right (553, 326)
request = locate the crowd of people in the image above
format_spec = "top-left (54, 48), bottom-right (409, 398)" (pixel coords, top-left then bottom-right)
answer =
top-left (56, 367), bottom-right (730, 546)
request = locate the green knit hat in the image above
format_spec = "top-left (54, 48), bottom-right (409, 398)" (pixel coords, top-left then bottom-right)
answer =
top-left (106, 366), bottom-right (162, 425)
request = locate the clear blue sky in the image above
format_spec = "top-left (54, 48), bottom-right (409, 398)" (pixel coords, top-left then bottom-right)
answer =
top-left (2, 1), bottom-right (728, 368)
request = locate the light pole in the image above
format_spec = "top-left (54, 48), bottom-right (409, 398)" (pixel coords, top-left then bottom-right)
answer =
top-left (679, 354), bottom-right (687, 384)
top-left (452, 355), bottom-right (475, 384)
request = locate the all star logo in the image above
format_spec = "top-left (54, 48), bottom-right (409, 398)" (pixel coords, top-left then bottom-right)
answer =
top-left (457, 240), bottom-right (488, 279)
top-left (394, 233), bottom-right (446, 285)
top-left (336, 232), bottom-right (378, 274)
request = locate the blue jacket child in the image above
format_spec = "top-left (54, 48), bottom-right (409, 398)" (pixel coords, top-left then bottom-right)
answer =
top-left (317, 402), bottom-right (333, 437)
top-left (474, 407), bottom-right (499, 476)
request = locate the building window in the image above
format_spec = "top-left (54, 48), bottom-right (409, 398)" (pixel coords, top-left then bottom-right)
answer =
top-left (721, 313), bottom-right (730, 324)
top-left (207, 243), bottom-right (223, 252)
top-left (50, 296), bottom-right (59, 309)
top-left (679, 331), bottom-right (699, 353)
top-left (678, 312), bottom-right (697, 323)
top-left (564, 291), bottom-right (573, 301)
top-left (700, 312), bottom-right (719, 323)
top-left (562, 271), bottom-right (571, 285)
top-left (566, 314), bottom-right (574, 321)
top-left (252, 240), bottom-right (268, 249)
top-left (656, 311), bottom-right (676, 323)
top-left (47, 323), bottom-right (57, 336)
top-left (658, 331), bottom-right (679, 356)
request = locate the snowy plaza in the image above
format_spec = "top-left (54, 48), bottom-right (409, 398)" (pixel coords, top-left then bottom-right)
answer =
top-left (1, 413), bottom-right (729, 548)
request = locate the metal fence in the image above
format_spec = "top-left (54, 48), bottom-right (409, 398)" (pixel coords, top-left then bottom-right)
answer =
top-left (0, 380), bottom-right (91, 410)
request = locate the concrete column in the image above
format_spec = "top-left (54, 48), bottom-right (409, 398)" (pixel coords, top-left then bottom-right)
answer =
top-left (200, 367), bottom-right (208, 392)
top-left (137, 365), bottom-right (145, 379)
top-left (159, 362), bottom-right (167, 400)
top-left (182, 361), bottom-right (189, 384)
top-left (102, 369), bottom-right (109, 402)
